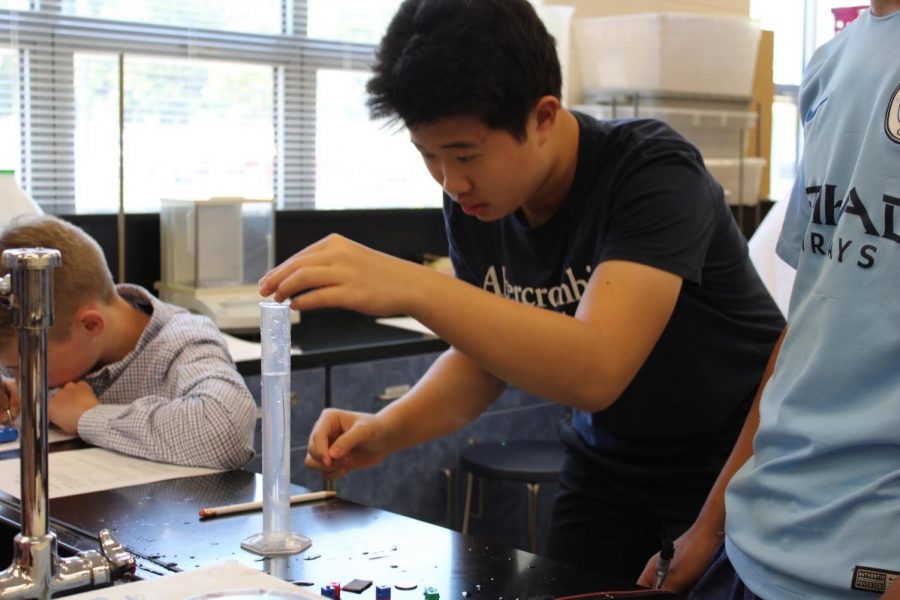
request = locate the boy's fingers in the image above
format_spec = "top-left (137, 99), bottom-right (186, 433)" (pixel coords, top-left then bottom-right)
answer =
top-left (304, 450), bottom-right (345, 475)
top-left (307, 425), bottom-right (335, 468)
top-left (328, 419), bottom-right (378, 460)
top-left (307, 408), bottom-right (357, 467)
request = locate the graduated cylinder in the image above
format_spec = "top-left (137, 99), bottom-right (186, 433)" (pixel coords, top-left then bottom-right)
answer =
top-left (241, 302), bottom-right (311, 556)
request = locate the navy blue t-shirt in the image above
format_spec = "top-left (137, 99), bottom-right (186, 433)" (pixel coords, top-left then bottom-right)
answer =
top-left (445, 111), bottom-right (784, 469)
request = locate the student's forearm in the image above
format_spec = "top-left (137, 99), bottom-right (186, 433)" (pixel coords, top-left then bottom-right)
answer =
top-left (401, 265), bottom-right (672, 412)
top-left (79, 374), bottom-right (256, 469)
top-left (377, 348), bottom-right (504, 452)
top-left (263, 237), bottom-right (674, 411)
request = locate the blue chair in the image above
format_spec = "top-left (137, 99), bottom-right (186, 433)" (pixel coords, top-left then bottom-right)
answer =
top-left (460, 440), bottom-right (566, 553)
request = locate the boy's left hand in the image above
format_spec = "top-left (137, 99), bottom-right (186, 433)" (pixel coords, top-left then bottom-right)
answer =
top-left (48, 381), bottom-right (98, 434)
top-left (1, 377), bottom-right (19, 424)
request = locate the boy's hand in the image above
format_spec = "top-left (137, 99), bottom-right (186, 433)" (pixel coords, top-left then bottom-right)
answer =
top-left (882, 576), bottom-right (900, 599)
top-left (636, 523), bottom-right (724, 593)
top-left (1, 377), bottom-right (19, 424)
top-left (305, 408), bottom-right (393, 478)
top-left (258, 234), bottom-right (430, 317)
top-left (48, 381), bottom-right (98, 434)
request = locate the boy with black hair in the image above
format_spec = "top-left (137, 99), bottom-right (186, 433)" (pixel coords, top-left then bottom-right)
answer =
top-left (0, 215), bottom-right (256, 470)
top-left (260, 0), bottom-right (783, 579)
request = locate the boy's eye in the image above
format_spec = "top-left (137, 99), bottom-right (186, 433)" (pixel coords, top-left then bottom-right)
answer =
top-left (456, 155), bottom-right (477, 164)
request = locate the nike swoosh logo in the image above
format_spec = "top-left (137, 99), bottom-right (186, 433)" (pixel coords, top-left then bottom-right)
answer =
top-left (805, 96), bottom-right (829, 123)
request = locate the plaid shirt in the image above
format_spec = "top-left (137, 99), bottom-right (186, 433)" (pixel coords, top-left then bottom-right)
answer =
top-left (75, 285), bottom-right (256, 469)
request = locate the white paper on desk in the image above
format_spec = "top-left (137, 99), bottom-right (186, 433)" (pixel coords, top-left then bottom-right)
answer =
top-left (0, 427), bottom-right (76, 453)
top-left (0, 447), bottom-right (222, 499)
top-left (222, 332), bottom-right (302, 363)
top-left (376, 316), bottom-right (436, 336)
top-left (65, 561), bottom-right (318, 599)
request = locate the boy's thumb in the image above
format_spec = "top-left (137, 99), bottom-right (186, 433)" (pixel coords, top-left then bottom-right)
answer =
top-left (329, 420), bottom-right (372, 461)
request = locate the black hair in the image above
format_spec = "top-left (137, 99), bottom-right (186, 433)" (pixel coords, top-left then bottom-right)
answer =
top-left (366, 0), bottom-right (562, 140)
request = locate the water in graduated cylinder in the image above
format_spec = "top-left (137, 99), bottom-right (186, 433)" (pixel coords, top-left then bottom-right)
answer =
top-left (262, 370), bottom-right (291, 538)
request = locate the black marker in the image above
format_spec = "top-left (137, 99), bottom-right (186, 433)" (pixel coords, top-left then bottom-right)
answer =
top-left (654, 538), bottom-right (675, 589)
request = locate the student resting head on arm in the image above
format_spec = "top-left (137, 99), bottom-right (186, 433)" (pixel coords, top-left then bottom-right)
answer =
top-left (0, 214), bottom-right (256, 470)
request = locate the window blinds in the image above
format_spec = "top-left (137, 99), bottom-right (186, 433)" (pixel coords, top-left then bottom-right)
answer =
top-left (1, 1), bottom-right (376, 212)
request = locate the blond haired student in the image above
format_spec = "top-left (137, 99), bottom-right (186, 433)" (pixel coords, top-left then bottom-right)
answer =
top-left (0, 215), bottom-right (255, 469)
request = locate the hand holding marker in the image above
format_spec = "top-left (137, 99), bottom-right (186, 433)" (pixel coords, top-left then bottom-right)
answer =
top-left (654, 538), bottom-right (675, 589)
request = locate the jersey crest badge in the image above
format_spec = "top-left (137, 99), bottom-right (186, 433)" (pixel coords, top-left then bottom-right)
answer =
top-left (886, 82), bottom-right (900, 144)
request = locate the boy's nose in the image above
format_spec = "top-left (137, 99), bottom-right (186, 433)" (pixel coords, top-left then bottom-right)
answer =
top-left (442, 165), bottom-right (471, 196)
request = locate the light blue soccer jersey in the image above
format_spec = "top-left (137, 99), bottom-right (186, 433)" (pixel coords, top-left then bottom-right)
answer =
top-left (725, 9), bottom-right (900, 599)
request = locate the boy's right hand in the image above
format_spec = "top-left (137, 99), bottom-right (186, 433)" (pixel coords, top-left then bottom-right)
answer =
top-left (636, 523), bottom-right (724, 593)
top-left (48, 381), bottom-right (98, 434)
top-left (305, 408), bottom-right (394, 478)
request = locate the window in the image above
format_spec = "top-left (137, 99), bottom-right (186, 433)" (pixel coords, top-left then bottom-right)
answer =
top-left (75, 54), bottom-right (275, 213)
top-left (750, 0), bottom-right (864, 200)
top-left (1, 0), bottom-right (439, 214)
top-left (62, 0), bottom-right (283, 35)
top-left (73, 53), bottom-right (119, 214)
top-left (315, 69), bottom-right (438, 210)
top-left (307, 0), bottom-right (404, 44)
top-left (750, 0), bottom-right (804, 201)
top-left (0, 49), bottom-right (19, 176)
top-left (811, 0), bottom-right (869, 47)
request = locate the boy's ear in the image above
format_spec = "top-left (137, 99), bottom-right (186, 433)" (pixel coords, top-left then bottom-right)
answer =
top-left (75, 307), bottom-right (105, 336)
top-left (532, 95), bottom-right (561, 141)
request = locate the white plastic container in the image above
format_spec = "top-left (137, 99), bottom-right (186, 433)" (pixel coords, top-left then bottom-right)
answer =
top-left (574, 12), bottom-right (761, 97)
top-left (575, 104), bottom-right (757, 158)
top-left (705, 157), bottom-right (766, 206)
top-left (156, 197), bottom-right (284, 331)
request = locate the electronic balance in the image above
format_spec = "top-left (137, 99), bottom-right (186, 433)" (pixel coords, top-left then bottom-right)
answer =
top-left (156, 197), bottom-right (298, 331)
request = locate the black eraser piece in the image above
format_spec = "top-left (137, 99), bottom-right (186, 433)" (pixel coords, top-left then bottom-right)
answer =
top-left (343, 579), bottom-right (373, 594)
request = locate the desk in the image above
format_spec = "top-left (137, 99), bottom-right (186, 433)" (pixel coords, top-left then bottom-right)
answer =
top-left (0, 469), bottom-right (646, 598)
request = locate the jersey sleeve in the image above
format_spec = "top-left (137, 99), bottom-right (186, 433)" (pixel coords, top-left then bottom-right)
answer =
top-left (776, 162), bottom-right (808, 269)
